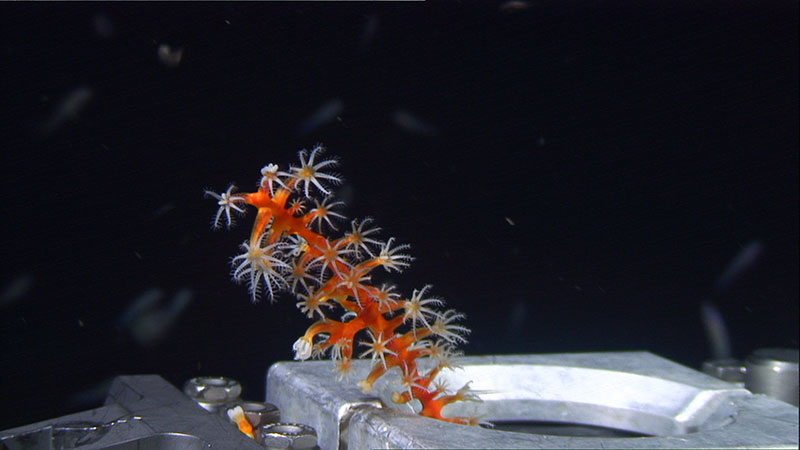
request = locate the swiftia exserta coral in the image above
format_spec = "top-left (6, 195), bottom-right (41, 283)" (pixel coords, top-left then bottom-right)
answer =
top-left (206, 145), bottom-right (480, 424)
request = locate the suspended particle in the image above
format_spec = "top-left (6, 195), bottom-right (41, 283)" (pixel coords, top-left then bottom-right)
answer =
top-left (158, 44), bottom-right (184, 68)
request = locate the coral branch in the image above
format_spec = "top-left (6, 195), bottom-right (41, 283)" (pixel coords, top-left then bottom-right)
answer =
top-left (207, 144), bottom-right (477, 424)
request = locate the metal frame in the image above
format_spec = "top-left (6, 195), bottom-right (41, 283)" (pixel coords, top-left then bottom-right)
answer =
top-left (0, 375), bottom-right (262, 450)
top-left (267, 351), bottom-right (799, 449)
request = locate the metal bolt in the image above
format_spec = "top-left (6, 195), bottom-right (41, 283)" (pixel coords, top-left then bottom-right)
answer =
top-left (183, 376), bottom-right (242, 412)
top-left (261, 423), bottom-right (317, 449)
top-left (702, 358), bottom-right (746, 384)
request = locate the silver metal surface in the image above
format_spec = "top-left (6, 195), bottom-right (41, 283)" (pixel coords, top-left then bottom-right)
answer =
top-left (266, 362), bottom-right (384, 450)
top-left (261, 423), bottom-right (317, 449)
top-left (0, 375), bottom-right (263, 450)
top-left (266, 351), bottom-right (800, 449)
top-left (746, 348), bottom-right (800, 407)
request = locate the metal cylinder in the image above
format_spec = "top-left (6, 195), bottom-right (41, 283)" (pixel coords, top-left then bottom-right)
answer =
top-left (745, 348), bottom-right (799, 406)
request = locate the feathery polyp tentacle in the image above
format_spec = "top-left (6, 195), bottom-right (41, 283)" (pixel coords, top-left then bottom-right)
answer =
top-left (402, 285), bottom-right (444, 333)
top-left (343, 217), bottom-right (383, 257)
top-left (230, 237), bottom-right (290, 302)
top-left (430, 309), bottom-right (470, 344)
top-left (307, 196), bottom-right (347, 231)
top-left (260, 163), bottom-right (291, 195)
top-left (290, 145), bottom-right (342, 197)
top-left (373, 238), bottom-right (413, 272)
top-left (205, 185), bottom-right (246, 229)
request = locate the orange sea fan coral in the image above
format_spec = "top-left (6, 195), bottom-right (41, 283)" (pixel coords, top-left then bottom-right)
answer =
top-left (206, 144), bottom-right (480, 424)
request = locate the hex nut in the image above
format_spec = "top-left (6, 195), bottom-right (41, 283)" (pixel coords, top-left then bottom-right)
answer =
top-left (261, 423), bottom-right (317, 449)
top-left (242, 401), bottom-right (281, 427)
top-left (183, 376), bottom-right (242, 411)
top-left (223, 401), bottom-right (280, 428)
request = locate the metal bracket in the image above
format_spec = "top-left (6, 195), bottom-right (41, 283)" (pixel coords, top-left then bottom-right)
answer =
top-left (266, 351), bottom-right (799, 449)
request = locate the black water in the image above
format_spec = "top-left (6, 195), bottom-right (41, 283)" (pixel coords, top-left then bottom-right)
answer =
top-left (1, 2), bottom-right (797, 429)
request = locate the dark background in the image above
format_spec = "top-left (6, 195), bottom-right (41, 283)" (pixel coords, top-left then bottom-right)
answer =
top-left (1, 2), bottom-right (797, 429)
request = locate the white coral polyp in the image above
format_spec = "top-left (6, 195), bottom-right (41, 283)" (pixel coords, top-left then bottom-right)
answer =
top-left (231, 238), bottom-right (290, 302)
top-left (293, 337), bottom-right (313, 360)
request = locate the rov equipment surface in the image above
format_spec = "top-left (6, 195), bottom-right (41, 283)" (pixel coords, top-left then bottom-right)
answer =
top-left (266, 351), bottom-right (799, 449)
top-left (0, 375), bottom-right (262, 450)
top-left (1, 352), bottom-right (797, 449)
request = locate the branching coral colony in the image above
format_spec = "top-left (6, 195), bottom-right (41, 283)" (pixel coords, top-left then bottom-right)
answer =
top-left (205, 145), bottom-right (481, 426)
